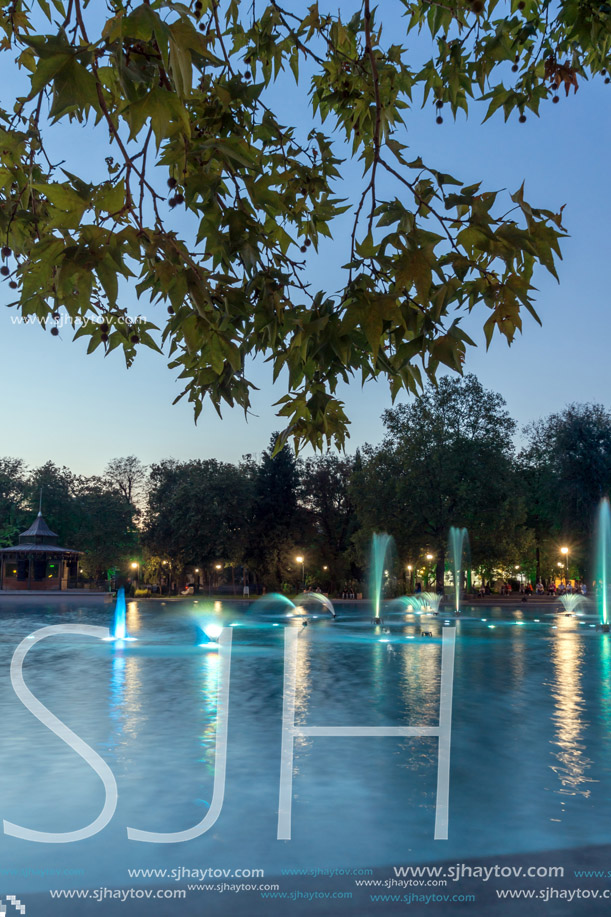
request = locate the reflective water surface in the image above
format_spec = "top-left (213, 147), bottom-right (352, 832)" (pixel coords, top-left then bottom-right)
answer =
top-left (0, 599), bottom-right (610, 891)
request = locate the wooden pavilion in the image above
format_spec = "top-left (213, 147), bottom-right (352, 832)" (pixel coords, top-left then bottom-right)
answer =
top-left (0, 512), bottom-right (80, 591)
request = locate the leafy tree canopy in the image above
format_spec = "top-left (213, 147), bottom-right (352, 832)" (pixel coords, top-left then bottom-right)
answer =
top-left (244, 433), bottom-right (304, 587)
top-left (2, 0), bottom-right (606, 447)
top-left (297, 455), bottom-right (360, 590)
top-left (0, 456), bottom-right (28, 544)
top-left (354, 374), bottom-right (526, 583)
top-left (521, 403), bottom-right (611, 565)
top-left (145, 456), bottom-right (253, 567)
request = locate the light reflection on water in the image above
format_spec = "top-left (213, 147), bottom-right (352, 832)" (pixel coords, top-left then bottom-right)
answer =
top-left (397, 638), bottom-right (439, 783)
top-left (293, 633), bottom-right (313, 777)
top-left (199, 652), bottom-right (220, 774)
top-left (109, 653), bottom-right (144, 743)
top-left (548, 623), bottom-right (595, 797)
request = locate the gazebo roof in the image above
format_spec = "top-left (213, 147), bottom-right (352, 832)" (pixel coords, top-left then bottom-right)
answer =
top-left (0, 544), bottom-right (79, 555)
top-left (0, 511), bottom-right (80, 554)
top-left (19, 512), bottom-right (58, 543)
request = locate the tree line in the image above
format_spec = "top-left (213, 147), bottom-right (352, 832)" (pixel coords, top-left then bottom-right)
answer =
top-left (1, 374), bottom-right (609, 593)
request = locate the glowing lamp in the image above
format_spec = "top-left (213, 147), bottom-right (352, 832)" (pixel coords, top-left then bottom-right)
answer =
top-left (203, 623), bottom-right (223, 641)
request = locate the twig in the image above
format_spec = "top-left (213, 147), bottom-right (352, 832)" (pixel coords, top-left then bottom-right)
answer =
top-left (139, 126), bottom-right (153, 229)
top-left (363, 0), bottom-right (381, 233)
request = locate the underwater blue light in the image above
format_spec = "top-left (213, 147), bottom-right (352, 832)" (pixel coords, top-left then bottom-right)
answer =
top-left (203, 623), bottom-right (223, 641)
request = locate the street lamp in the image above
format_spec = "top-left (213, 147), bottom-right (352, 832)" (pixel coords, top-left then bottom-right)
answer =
top-left (162, 559), bottom-right (172, 595)
top-left (407, 564), bottom-right (413, 592)
top-left (213, 563), bottom-right (222, 593)
top-left (560, 546), bottom-right (569, 585)
top-left (295, 555), bottom-right (305, 589)
top-left (425, 553), bottom-right (433, 590)
top-left (131, 560), bottom-right (140, 586)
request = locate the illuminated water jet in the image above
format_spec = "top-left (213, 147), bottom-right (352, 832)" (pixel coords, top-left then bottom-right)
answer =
top-left (448, 526), bottom-right (470, 614)
top-left (595, 498), bottom-right (611, 630)
top-left (294, 592), bottom-right (336, 617)
top-left (107, 588), bottom-right (136, 642)
top-left (371, 533), bottom-right (393, 624)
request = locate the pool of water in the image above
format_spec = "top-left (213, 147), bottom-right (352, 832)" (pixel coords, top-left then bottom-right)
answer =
top-left (0, 598), bottom-right (610, 892)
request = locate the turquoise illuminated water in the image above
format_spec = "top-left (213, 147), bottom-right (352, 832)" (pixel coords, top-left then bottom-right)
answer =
top-left (0, 598), bottom-right (610, 893)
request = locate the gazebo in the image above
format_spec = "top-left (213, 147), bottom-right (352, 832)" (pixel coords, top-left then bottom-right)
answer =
top-left (0, 512), bottom-right (80, 591)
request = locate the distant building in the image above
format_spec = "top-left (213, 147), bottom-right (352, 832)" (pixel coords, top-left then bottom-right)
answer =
top-left (0, 512), bottom-right (80, 591)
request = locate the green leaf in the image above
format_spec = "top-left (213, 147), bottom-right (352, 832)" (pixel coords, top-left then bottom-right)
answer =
top-left (49, 58), bottom-right (101, 120)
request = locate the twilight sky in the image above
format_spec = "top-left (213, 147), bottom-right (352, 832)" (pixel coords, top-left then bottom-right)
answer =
top-left (1, 4), bottom-right (609, 475)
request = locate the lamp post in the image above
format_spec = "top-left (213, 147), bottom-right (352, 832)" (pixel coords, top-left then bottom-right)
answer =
top-left (407, 564), bottom-right (413, 592)
top-left (295, 555), bottom-right (305, 590)
top-left (425, 553), bottom-right (433, 590)
top-left (215, 563), bottom-right (222, 592)
top-left (560, 546), bottom-right (569, 586)
top-left (162, 559), bottom-right (172, 595)
top-left (131, 560), bottom-right (140, 586)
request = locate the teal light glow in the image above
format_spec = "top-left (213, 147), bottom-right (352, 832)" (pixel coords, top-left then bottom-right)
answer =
top-left (108, 588), bottom-right (136, 642)
top-left (448, 526), bottom-right (470, 613)
top-left (371, 533), bottom-right (393, 620)
top-left (595, 498), bottom-right (611, 626)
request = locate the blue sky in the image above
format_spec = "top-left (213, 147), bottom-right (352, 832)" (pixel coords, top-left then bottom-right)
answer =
top-left (1, 3), bottom-right (610, 474)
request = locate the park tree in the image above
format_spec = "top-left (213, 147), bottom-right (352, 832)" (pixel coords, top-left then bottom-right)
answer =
top-left (354, 374), bottom-right (525, 589)
top-left (0, 457), bottom-right (28, 545)
top-left (103, 455), bottom-right (148, 509)
top-left (71, 476), bottom-right (137, 579)
top-left (3, 0), bottom-right (602, 449)
top-left (244, 435), bottom-right (304, 589)
top-left (27, 461), bottom-right (77, 542)
top-left (520, 403), bottom-right (611, 579)
top-left (144, 457), bottom-right (253, 581)
top-left (23, 462), bottom-right (136, 576)
top-left (300, 454), bottom-right (358, 590)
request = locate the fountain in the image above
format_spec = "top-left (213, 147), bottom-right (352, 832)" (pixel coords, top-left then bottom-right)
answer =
top-left (371, 533), bottom-right (393, 624)
top-left (251, 593), bottom-right (296, 613)
top-left (109, 587), bottom-right (134, 642)
top-left (248, 591), bottom-right (335, 624)
top-left (448, 526), bottom-right (470, 614)
top-left (419, 592), bottom-right (442, 614)
top-left (595, 498), bottom-right (611, 631)
top-left (559, 593), bottom-right (585, 616)
top-left (389, 595), bottom-right (422, 614)
top-left (294, 592), bottom-right (336, 617)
